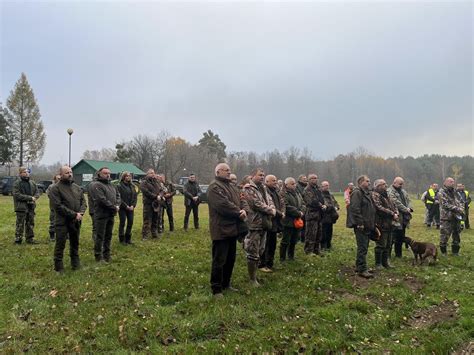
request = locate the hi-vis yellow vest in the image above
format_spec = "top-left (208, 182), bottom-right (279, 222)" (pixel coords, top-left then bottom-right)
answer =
top-left (426, 188), bottom-right (435, 204)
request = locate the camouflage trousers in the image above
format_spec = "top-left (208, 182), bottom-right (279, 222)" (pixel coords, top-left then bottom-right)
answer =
top-left (439, 219), bottom-right (461, 248)
top-left (244, 230), bottom-right (266, 261)
top-left (15, 210), bottom-right (35, 241)
top-left (304, 219), bottom-right (322, 254)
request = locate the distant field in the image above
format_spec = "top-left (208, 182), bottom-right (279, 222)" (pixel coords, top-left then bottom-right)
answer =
top-left (0, 194), bottom-right (472, 353)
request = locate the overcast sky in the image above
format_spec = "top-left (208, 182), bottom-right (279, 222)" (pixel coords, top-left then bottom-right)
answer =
top-left (1, 1), bottom-right (472, 165)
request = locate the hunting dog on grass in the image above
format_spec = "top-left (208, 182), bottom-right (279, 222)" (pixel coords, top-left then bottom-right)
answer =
top-left (404, 237), bottom-right (437, 265)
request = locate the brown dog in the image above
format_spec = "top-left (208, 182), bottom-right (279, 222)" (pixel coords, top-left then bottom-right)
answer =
top-left (404, 237), bottom-right (437, 265)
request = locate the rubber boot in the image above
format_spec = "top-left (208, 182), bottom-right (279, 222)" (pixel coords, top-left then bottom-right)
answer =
top-left (382, 251), bottom-right (394, 269)
top-left (375, 250), bottom-right (383, 270)
top-left (452, 244), bottom-right (460, 256)
top-left (440, 245), bottom-right (447, 256)
top-left (247, 260), bottom-right (260, 287)
top-left (279, 243), bottom-right (288, 262)
top-left (288, 243), bottom-right (296, 261)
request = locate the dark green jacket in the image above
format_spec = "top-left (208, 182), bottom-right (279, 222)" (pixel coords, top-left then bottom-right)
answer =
top-left (49, 180), bottom-right (87, 226)
top-left (184, 181), bottom-right (202, 206)
top-left (90, 178), bottom-right (121, 219)
top-left (346, 187), bottom-right (375, 231)
top-left (282, 189), bottom-right (305, 228)
top-left (303, 184), bottom-right (325, 221)
top-left (13, 178), bottom-right (40, 212)
top-left (117, 181), bottom-right (137, 209)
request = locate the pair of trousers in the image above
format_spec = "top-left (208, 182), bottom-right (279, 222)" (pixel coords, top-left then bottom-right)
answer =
top-left (184, 204), bottom-right (199, 229)
top-left (210, 237), bottom-right (238, 294)
top-left (118, 208), bottom-right (134, 242)
top-left (95, 216), bottom-right (114, 259)
top-left (54, 222), bottom-right (81, 267)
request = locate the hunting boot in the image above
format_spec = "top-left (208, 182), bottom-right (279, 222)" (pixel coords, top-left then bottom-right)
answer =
top-left (452, 245), bottom-right (460, 256)
top-left (71, 257), bottom-right (81, 270)
top-left (279, 243), bottom-right (288, 262)
top-left (382, 251), bottom-right (394, 269)
top-left (375, 250), bottom-right (383, 270)
top-left (247, 260), bottom-right (260, 287)
top-left (54, 260), bottom-right (64, 273)
top-left (49, 231), bottom-right (55, 242)
top-left (119, 234), bottom-right (125, 244)
top-left (358, 270), bottom-right (374, 279)
top-left (125, 233), bottom-right (132, 245)
top-left (440, 245), bottom-right (447, 256)
top-left (288, 243), bottom-right (296, 261)
top-left (169, 220), bottom-right (174, 232)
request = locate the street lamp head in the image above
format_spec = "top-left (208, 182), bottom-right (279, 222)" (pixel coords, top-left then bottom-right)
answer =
top-left (67, 128), bottom-right (74, 135)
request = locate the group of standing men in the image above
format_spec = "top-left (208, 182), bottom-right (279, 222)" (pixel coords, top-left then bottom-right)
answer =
top-left (346, 175), bottom-right (468, 279)
top-left (207, 164), bottom-right (341, 298)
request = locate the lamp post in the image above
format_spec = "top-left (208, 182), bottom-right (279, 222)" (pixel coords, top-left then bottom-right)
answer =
top-left (67, 128), bottom-right (74, 167)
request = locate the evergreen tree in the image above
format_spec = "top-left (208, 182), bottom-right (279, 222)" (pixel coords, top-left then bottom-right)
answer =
top-left (6, 73), bottom-right (46, 166)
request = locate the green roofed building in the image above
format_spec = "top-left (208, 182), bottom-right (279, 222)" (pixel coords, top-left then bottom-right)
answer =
top-left (71, 159), bottom-right (145, 187)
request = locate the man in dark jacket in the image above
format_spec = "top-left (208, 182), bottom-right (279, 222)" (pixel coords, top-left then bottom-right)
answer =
top-left (160, 174), bottom-right (176, 232)
top-left (140, 169), bottom-right (165, 239)
top-left (303, 174), bottom-right (326, 255)
top-left (259, 174), bottom-right (285, 272)
top-left (13, 167), bottom-right (40, 244)
top-left (208, 163), bottom-right (248, 298)
top-left (49, 166), bottom-right (87, 272)
top-left (117, 172), bottom-right (138, 244)
top-left (320, 181), bottom-right (340, 251)
top-left (372, 179), bottom-right (399, 269)
top-left (296, 175), bottom-right (308, 243)
top-left (46, 174), bottom-right (60, 242)
top-left (90, 167), bottom-right (121, 262)
top-left (183, 173), bottom-right (202, 230)
top-left (280, 177), bottom-right (305, 261)
top-left (346, 175), bottom-right (375, 278)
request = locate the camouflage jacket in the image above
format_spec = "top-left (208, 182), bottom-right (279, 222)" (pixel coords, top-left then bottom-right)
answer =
top-left (243, 180), bottom-right (275, 231)
top-left (163, 181), bottom-right (176, 205)
top-left (387, 185), bottom-right (412, 227)
top-left (13, 178), bottom-right (40, 212)
top-left (439, 186), bottom-right (464, 221)
top-left (371, 190), bottom-right (398, 231)
top-left (303, 184), bottom-right (325, 221)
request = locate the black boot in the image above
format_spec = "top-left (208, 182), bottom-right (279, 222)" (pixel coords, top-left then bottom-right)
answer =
top-left (49, 231), bottom-right (55, 241)
top-left (169, 220), bottom-right (174, 232)
top-left (288, 243), bottom-right (296, 261)
top-left (452, 244), bottom-right (460, 256)
top-left (375, 250), bottom-right (383, 270)
top-left (54, 260), bottom-right (64, 272)
top-left (279, 243), bottom-right (288, 262)
top-left (119, 234), bottom-right (125, 244)
top-left (71, 257), bottom-right (81, 270)
top-left (382, 251), bottom-right (394, 269)
top-left (440, 245), bottom-right (447, 256)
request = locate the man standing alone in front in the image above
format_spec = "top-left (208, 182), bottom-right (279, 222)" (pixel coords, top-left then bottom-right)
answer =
top-left (49, 166), bottom-right (87, 272)
top-left (208, 163), bottom-right (248, 298)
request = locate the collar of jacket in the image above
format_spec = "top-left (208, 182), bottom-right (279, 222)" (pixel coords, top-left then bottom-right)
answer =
top-left (60, 179), bottom-right (73, 185)
top-left (98, 177), bottom-right (110, 184)
top-left (216, 176), bottom-right (230, 184)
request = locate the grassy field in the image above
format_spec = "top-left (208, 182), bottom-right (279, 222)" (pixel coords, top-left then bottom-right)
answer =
top-left (0, 193), bottom-right (472, 353)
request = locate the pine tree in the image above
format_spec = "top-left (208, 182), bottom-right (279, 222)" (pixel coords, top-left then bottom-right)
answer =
top-left (6, 73), bottom-right (46, 166)
top-left (0, 104), bottom-right (14, 164)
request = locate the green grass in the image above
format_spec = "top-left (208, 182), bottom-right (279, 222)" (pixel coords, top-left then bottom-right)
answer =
top-left (0, 195), bottom-right (472, 353)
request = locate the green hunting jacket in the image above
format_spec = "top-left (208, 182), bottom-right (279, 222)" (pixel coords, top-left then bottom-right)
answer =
top-left (13, 178), bottom-right (40, 212)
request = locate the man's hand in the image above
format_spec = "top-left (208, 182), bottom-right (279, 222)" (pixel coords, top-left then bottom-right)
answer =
top-left (393, 213), bottom-right (399, 221)
top-left (270, 208), bottom-right (277, 217)
top-left (239, 210), bottom-right (247, 220)
top-left (32, 197), bottom-right (36, 202)
top-left (300, 212), bottom-right (304, 218)
top-left (75, 213), bottom-right (83, 221)
top-left (193, 196), bottom-right (199, 202)
top-left (115, 206), bottom-right (120, 212)
top-left (321, 205), bottom-right (327, 211)
top-left (356, 225), bottom-right (364, 230)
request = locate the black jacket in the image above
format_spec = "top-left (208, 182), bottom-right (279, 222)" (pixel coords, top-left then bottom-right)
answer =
top-left (184, 181), bottom-right (202, 206)
top-left (117, 181), bottom-right (138, 209)
top-left (90, 178), bottom-right (121, 219)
